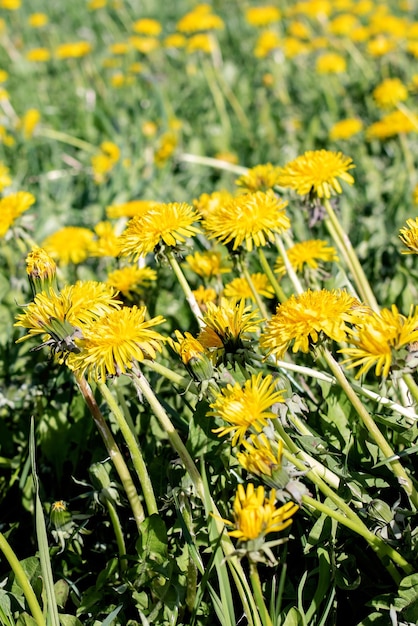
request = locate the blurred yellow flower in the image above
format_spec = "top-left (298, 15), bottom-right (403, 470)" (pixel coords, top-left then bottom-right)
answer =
top-left (129, 36), bottom-right (160, 54)
top-left (192, 285), bottom-right (217, 305)
top-left (193, 190), bottom-right (235, 218)
top-left (132, 18), bottom-right (162, 36)
top-left (106, 199), bottom-right (160, 219)
top-left (245, 6), bottom-right (281, 27)
top-left (89, 221), bottom-right (121, 258)
top-left (0, 162), bottom-right (12, 192)
top-left (366, 110), bottom-right (418, 140)
top-left (186, 33), bottom-right (213, 54)
top-left (18, 108), bottom-right (41, 139)
top-left (0, 0), bottom-right (20, 9)
top-left (210, 373), bottom-right (286, 445)
top-left (177, 6), bottom-right (224, 33)
top-left (26, 47), bottom-right (51, 62)
top-left (329, 118), bottom-right (363, 141)
top-left (42, 226), bottom-right (95, 265)
top-left (260, 289), bottom-right (359, 358)
top-left (106, 265), bottom-right (157, 299)
top-left (164, 33), bottom-right (187, 49)
top-left (185, 250), bottom-right (230, 278)
top-left (109, 42), bottom-right (130, 55)
top-left (202, 189), bottom-right (289, 252)
top-left (367, 36), bottom-right (395, 57)
top-left (56, 41), bottom-right (92, 59)
top-left (236, 163), bottom-right (282, 192)
top-left (275, 239), bottom-right (338, 276)
top-left (254, 30), bottom-right (281, 58)
top-left (0, 70), bottom-right (8, 83)
top-left (91, 141), bottom-right (120, 183)
top-left (373, 78), bottom-right (408, 109)
top-left (224, 273), bottom-right (275, 301)
top-left (28, 13), bottom-right (48, 28)
top-left (67, 305), bottom-right (165, 381)
top-left (154, 131), bottom-right (177, 165)
top-left (316, 52), bottom-right (346, 74)
top-left (328, 13), bottom-right (358, 35)
top-left (277, 150), bottom-right (355, 199)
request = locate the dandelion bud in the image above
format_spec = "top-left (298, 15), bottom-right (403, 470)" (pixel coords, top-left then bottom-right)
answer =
top-left (25, 246), bottom-right (57, 296)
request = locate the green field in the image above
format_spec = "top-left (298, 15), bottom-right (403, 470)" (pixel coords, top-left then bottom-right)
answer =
top-left (0, 1), bottom-right (417, 625)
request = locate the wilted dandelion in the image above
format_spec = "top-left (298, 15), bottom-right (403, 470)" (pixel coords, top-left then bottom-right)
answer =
top-left (277, 150), bottom-right (355, 199)
top-left (209, 373), bottom-right (286, 445)
top-left (260, 289), bottom-right (360, 358)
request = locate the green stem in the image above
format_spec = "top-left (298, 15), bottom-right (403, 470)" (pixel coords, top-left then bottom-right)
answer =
top-left (36, 127), bottom-right (97, 153)
top-left (75, 374), bottom-right (145, 532)
top-left (249, 561), bottom-right (273, 626)
top-left (241, 263), bottom-right (270, 320)
top-left (201, 58), bottom-right (232, 143)
top-left (142, 359), bottom-right (189, 387)
top-left (403, 372), bottom-right (418, 405)
top-left (105, 498), bottom-right (127, 572)
top-left (275, 234), bottom-right (304, 295)
top-left (323, 198), bottom-right (380, 312)
top-left (98, 381), bottom-right (158, 516)
top-left (323, 349), bottom-right (418, 509)
top-left (0, 533), bottom-right (46, 626)
top-left (177, 153), bottom-right (248, 176)
top-left (258, 247), bottom-right (287, 303)
top-left (167, 252), bottom-right (204, 328)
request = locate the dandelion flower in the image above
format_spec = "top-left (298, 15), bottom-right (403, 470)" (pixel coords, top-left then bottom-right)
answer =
top-left (366, 110), bottom-right (418, 140)
top-left (28, 13), bottom-right (48, 28)
top-left (316, 52), bottom-right (346, 74)
top-left (193, 189), bottom-right (235, 218)
top-left (224, 273), bottom-right (275, 301)
top-left (19, 108), bottom-right (41, 139)
top-left (89, 221), bottom-right (121, 258)
top-left (185, 250), bottom-right (230, 278)
top-left (42, 226), bottom-right (95, 265)
top-left (245, 6), bottom-right (281, 27)
top-left (55, 41), bottom-right (92, 59)
top-left (67, 305), bottom-right (165, 382)
top-left (221, 483), bottom-right (298, 542)
top-left (340, 305), bottom-right (418, 379)
top-left (106, 199), bottom-right (160, 219)
top-left (236, 164), bottom-right (282, 192)
top-left (193, 285), bottom-right (217, 305)
top-left (260, 289), bottom-right (359, 358)
top-left (0, 162), bottom-right (12, 191)
top-left (132, 18), bottom-right (162, 36)
top-left (399, 218), bottom-right (418, 254)
top-left (202, 189), bottom-right (289, 252)
top-left (0, 191), bottom-right (35, 237)
top-left (275, 239), bottom-right (338, 276)
top-left (119, 202), bottom-right (201, 260)
top-left (25, 47), bottom-right (51, 62)
top-left (237, 434), bottom-right (283, 479)
top-left (329, 118), bottom-right (363, 141)
top-left (25, 247), bottom-right (57, 296)
top-left (209, 373), bottom-right (286, 445)
top-left (106, 265), bottom-right (157, 299)
top-left (276, 150), bottom-right (355, 199)
top-left (373, 78), bottom-right (408, 109)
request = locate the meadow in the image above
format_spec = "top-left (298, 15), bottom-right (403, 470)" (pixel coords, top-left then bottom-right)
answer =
top-left (0, 1), bottom-right (417, 624)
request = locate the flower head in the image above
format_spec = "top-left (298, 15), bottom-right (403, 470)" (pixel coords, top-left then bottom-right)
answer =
top-left (366, 110), bottom-right (418, 140)
top-left (235, 164), bottom-right (282, 192)
top-left (193, 190), bottom-right (235, 218)
top-left (185, 250), bottom-right (231, 278)
top-left (106, 199), bottom-right (160, 219)
top-left (329, 118), bottom-right (363, 141)
top-left (55, 41), bottom-right (92, 59)
top-left (237, 434), bottom-right (283, 479)
top-left (245, 6), bottom-right (281, 27)
top-left (67, 306), bottom-right (165, 381)
top-left (221, 483), bottom-right (298, 542)
top-left (275, 239), bottom-right (338, 276)
top-left (202, 190), bottom-right (289, 252)
top-left (277, 150), bottom-right (355, 199)
top-left (316, 52), bottom-right (346, 74)
top-left (260, 289), bottom-right (359, 358)
top-left (340, 305), bottom-right (418, 379)
top-left (0, 163), bottom-right (12, 192)
top-left (42, 226), bottom-right (95, 265)
top-left (169, 329), bottom-right (213, 382)
top-left (373, 78), bottom-right (408, 109)
top-left (209, 373), bottom-right (286, 445)
top-left (26, 247), bottom-right (57, 296)
top-left (0, 191), bottom-right (36, 237)
top-left (90, 221), bottom-right (121, 258)
top-left (119, 202), bottom-right (201, 260)
top-left (224, 273), bottom-right (275, 301)
top-left (399, 218), bottom-right (418, 254)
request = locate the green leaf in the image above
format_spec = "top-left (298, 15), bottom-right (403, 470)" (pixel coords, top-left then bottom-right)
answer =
top-left (137, 514), bottom-right (168, 564)
top-left (55, 579), bottom-right (69, 609)
top-left (282, 607), bottom-right (305, 626)
top-left (59, 616), bottom-right (84, 626)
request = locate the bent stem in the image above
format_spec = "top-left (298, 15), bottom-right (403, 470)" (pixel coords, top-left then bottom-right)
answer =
top-left (75, 373), bottom-right (145, 532)
top-left (98, 381), bottom-right (158, 516)
top-left (167, 252), bottom-right (204, 328)
top-left (323, 198), bottom-right (379, 312)
top-left (0, 532), bottom-right (46, 626)
top-left (322, 349), bottom-right (418, 510)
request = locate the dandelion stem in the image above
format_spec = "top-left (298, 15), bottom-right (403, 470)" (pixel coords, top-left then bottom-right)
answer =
top-left (323, 198), bottom-right (379, 311)
top-left (249, 561), bottom-right (273, 626)
top-left (0, 532), bottom-right (46, 626)
top-left (403, 372), bottom-right (418, 405)
top-left (75, 374), bottom-right (145, 532)
top-left (258, 247), bottom-right (287, 303)
top-left (98, 381), bottom-right (159, 516)
top-left (275, 234), bottom-right (304, 295)
top-left (322, 349), bottom-right (418, 509)
top-left (36, 127), bottom-right (97, 153)
top-left (240, 262), bottom-right (270, 320)
top-left (167, 252), bottom-right (204, 328)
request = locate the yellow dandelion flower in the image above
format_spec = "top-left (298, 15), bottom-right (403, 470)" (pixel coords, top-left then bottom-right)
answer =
top-left (106, 265), bottom-right (157, 298)
top-left (0, 0), bottom-right (20, 9)
top-left (198, 297), bottom-right (262, 362)
top-left (185, 250), bottom-right (230, 278)
top-left (55, 41), bottom-right (92, 59)
top-left (202, 189), bottom-right (289, 252)
top-left (287, 20), bottom-right (311, 39)
top-left (367, 36), bottom-right (395, 57)
top-left (28, 13), bottom-right (48, 28)
top-left (366, 110), bottom-right (418, 140)
top-left (164, 33), bottom-right (187, 49)
top-left (275, 239), bottom-right (338, 276)
top-left (91, 141), bottom-right (120, 183)
top-left (0, 191), bottom-right (35, 237)
top-left (25, 246), bottom-right (57, 296)
top-left (214, 151), bottom-right (238, 165)
top-left (89, 221), bottom-right (121, 258)
top-left (373, 78), bottom-right (408, 110)
top-left (129, 36), bottom-right (160, 54)
top-left (42, 226), bottom-right (95, 265)
top-left (132, 18), bottom-right (162, 36)
top-left (328, 13), bottom-right (358, 35)
top-left (245, 6), bottom-right (281, 27)
top-left (154, 131), bottom-right (177, 165)
top-left (399, 218), bottom-right (418, 254)
top-left (0, 70), bottom-right (8, 83)
top-left (276, 150), bottom-right (355, 199)
top-left (169, 330), bottom-right (206, 365)
top-left (236, 163), bottom-right (282, 192)
top-left (407, 41), bottom-right (418, 58)
top-left (224, 273), bottom-right (275, 301)
top-left (193, 189), bottom-right (235, 219)
top-left (186, 33), bottom-right (214, 54)
top-left (209, 373), bottom-right (286, 445)
top-left (88, 0), bottom-right (107, 9)
top-left (25, 47), bottom-right (51, 62)
top-left (340, 305), bottom-right (418, 379)
top-left (15, 281), bottom-right (121, 349)
top-left (260, 289), bottom-right (359, 359)
top-left (223, 483), bottom-right (298, 542)
top-left (316, 52), bottom-right (346, 74)
top-left (109, 42), bottom-right (130, 55)
top-left (177, 7), bottom-right (224, 33)
top-left (254, 30), bottom-right (281, 58)
top-left (237, 434), bottom-right (284, 479)
top-left (106, 199), bottom-right (160, 219)
top-left (119, 202), bottom-right (201, 259)
top-left (0, 162), bottom-right (12, 191)
top-left (329, 118), bottom-right (363, 141)
top-left (18, 108), bottom-right (41, 139)
top-left (192, 285), bottom-right (217, 305)
top-left (67, 305), bottom-right (165, 381)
